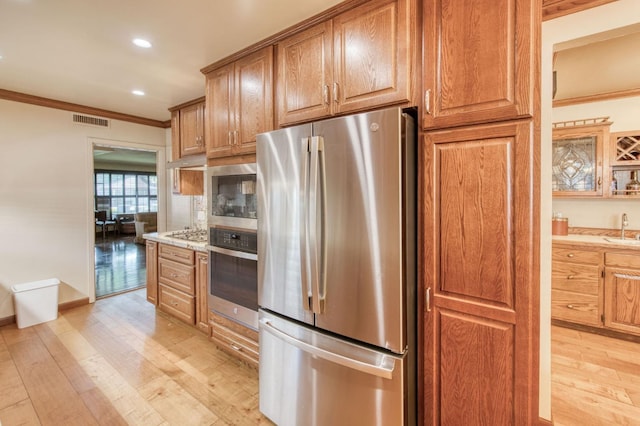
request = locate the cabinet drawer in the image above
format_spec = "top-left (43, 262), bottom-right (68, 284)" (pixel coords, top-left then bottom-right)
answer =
top-left (159, 244), bottom-right (195, 265)
top-left (552, 247), bottom-right (601, 264)
top-left (159, 258), bottom-right (195, 295)
top-left (606, 252), bottom-right (640, 269)
top-left (159, 284), bottom-right (195, 325)
top-left (551, 289), bottom-right (600, 327)
top-left (209, 312), bottom-right (258, 367)
top-left (551, 262), bottom-right (599, 295)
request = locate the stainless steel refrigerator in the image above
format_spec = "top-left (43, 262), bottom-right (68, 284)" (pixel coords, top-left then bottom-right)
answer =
top-left (257, 107), bottom-right (416, 426)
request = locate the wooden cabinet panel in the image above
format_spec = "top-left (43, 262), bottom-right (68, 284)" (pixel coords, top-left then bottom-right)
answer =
top-left (439, 311), bottom-right (514, 425)
top-left (551, 244), bottom-right (603, 326)
top-left (604, 269), bottom-right (640, 335)
top-left (333, 0), bottom-right (410, 113)
top-left (179, 102), bottom-right (205, 156)
top-left (196, 252), bottom-right (210, 334)
top-left (606, 252), bottom-right (640, 269)
top-left (277, 0), bottom-right (412, 126)
top-left (145, 241), bottom-right (158, 305)
top-left (437, 138), bottom-right (513, 307)
top-left (158, 244), bottom-right (195, 265)
top-left (171, 110), bottom-right (180, 162)
top-left (422, 0), bottom-right (534, 129)
top-left (158, 258), bottom-right (195, 295)
top-left (206, 46), bottom-right (273, 159)
top-left (552, 246), bottom-right (602, 264)
top-left (552, 289), bottom-right (600, 326)
top-left (422, 121), bottom-right (537, 425)
top-left (159, 284), bottom-right (195, 325)
top-left (551, 262), bottom-right (599, 294)
top-left (234, 47), bottom-right (274, 154)
top-left (277, 20), bottom-right (333, 125)
top-left (206, 63), bottom-right (235, 158)
top-left (209, 311), bottom-right (258, 367)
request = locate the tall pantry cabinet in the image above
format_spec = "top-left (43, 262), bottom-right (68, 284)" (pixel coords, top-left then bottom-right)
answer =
top-left (420, 0), bottom-right (540, 424)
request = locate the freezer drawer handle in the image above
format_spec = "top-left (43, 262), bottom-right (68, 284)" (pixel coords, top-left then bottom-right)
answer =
top-left (260, 318), bottom-right (395, 380)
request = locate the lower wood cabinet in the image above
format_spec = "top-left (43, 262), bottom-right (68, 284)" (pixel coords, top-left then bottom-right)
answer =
top-left (159, 283), bottom-right (195, 324)
top-left (551, 245), bottom-right (603, 327)
top-left (145, 241), bottom-right (158, 305)
top-left (146, 242), bottom-right (209, 332)
top-left (604, 252), bottom-right (640, 336)
top-left (552, 242), bottom-right (640, 337)
top-left (209, 311), bottom-right (259, 368)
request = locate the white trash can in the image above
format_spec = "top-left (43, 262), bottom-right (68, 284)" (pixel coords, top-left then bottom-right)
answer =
top-left (11, 278), bottom-right (60, 329)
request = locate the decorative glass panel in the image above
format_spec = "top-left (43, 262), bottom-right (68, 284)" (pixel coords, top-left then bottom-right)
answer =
top-left (552, 136), bottom-right (596, 192)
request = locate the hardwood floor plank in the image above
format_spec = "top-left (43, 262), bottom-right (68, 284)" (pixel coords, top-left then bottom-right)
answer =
top-left (552, 325), bottom-right (640, 425)
top-left (0, 289), bottom-right (272, 426)
top-left (2, 326), bottom-right (99, 425)
top-left (0, 398), bottom-right (41, 426)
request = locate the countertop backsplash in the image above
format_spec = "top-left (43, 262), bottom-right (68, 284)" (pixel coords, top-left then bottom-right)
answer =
top-left (553, 198), bottom-right (640, 230)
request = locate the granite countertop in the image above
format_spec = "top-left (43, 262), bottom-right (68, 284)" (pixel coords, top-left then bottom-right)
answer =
top-left (553, 234), bottom-right (640, 250)
top-left (142, 232), bottom-right (208, 252)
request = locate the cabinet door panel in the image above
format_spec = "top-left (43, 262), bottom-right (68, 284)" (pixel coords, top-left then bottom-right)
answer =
top-left (333, 0), bottom-right (410, 113)
top-left (423, 0), bottom-right (533, 129)
top-left (422, 122), bottom-right (536, 425)
top-left (180, 102), bottom-right (205, 156)
top-left (206, 64), bottom-right (235, 158)
top-left (605, 268), bottom-right (640, 335)
top-left (439, 311), bottom-right (514, 425)
top-left (276, 21), bottom-right (333, 126)
top-left (235, 46), bottom-right (274, 154)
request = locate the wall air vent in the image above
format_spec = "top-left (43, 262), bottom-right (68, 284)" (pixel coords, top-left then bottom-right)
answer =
top-left (72, 113), bottom-right (110, 128)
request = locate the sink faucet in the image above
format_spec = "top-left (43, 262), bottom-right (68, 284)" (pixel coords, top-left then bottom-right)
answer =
top-left (622, 213), bottom-right (629, 240)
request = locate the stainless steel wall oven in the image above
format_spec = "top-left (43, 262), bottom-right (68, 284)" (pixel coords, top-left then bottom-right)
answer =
top-left (207, 227), bottom-right (258, 330)
top-left (206, 163), bottom-right (258, 330)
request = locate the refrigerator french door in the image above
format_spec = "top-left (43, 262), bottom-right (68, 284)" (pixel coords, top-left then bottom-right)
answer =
top-left (257, 107), bottom-right (416, 426)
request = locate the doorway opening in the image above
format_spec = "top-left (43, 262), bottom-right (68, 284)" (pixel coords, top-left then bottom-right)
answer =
top-left (93, 145), bottom-right (158, 298)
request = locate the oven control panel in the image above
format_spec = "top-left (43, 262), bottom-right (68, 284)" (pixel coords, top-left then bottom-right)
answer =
top-left (210, 228), bottom-right (257, 254)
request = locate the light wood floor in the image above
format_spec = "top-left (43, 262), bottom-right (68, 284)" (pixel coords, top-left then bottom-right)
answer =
top-left (0, 289), bottom-right (273, 425)
top-left (551, 325), bottom-right (640, 426)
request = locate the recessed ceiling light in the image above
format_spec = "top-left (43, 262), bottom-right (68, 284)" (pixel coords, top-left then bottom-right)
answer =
top-left (132, 38), bottom-right (152, 48)
top-left (132, 90), bottom-right (145, 96)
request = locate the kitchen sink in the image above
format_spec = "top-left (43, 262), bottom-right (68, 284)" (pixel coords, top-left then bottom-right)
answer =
top-left (603, 237), bottom-right (640, 245)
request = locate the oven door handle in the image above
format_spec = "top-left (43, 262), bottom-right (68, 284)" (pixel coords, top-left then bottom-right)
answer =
top-left (208, 245), bottom-right (257, 261)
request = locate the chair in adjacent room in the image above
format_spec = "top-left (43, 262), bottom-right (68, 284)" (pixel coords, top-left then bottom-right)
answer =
top-left (95, 210), bottom-right (118, 239)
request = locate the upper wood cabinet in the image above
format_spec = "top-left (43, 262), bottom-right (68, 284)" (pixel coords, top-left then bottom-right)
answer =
top-left (169, 98), bottom-right (206, 160)
top-left (205, 46), bottom-right (274, 159)
top-left (276, 0), bottom-right (412, 126)
top-left (422, 0), bottom-right (534, 129)
top-left (552, 119), bottom-right (610, 198)
top-left (179, 102), bottom-right (205, 157)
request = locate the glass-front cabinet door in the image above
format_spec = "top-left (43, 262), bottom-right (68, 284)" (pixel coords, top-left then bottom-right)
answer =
top-left (552, 119), bottom-right (610, 198)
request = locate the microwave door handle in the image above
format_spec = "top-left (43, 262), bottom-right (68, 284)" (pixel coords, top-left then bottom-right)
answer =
top-left (309, 136), bottom-right (325, 314)
top-left (300, 137), bottom-right (312, 312)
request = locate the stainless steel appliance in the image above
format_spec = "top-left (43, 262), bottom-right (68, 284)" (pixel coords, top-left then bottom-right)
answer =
top-left (207, 227), bottom-right (258, 330)
top-left (207, 163), bottom-right (257, 231)
top-left (206, 163), bottom-right (259, 329)
top-left (257, 107), bottom-right (416, 425)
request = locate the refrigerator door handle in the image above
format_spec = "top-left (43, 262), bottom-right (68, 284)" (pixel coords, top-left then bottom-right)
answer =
top-left (260, 318), bottom-right (396, 379)
top-left (309, 136), bottom-right (326, 313)
top-left (300, 137), bottom-right (312, 311)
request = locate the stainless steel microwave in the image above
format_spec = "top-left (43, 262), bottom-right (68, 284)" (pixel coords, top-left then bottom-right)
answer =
top-left (206, 163), bottom-right (257, 230)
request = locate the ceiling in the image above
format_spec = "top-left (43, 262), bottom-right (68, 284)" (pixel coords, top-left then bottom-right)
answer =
top-left (553, 23), bottom-right (640, 101)
top-left (0, 0), bottom-right (342, 123)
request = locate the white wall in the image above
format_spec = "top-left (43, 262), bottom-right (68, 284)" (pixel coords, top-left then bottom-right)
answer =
top-left (541, 0), bottom-right (640, 420)
top-left (0, 99), bottom-right (167, 319)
